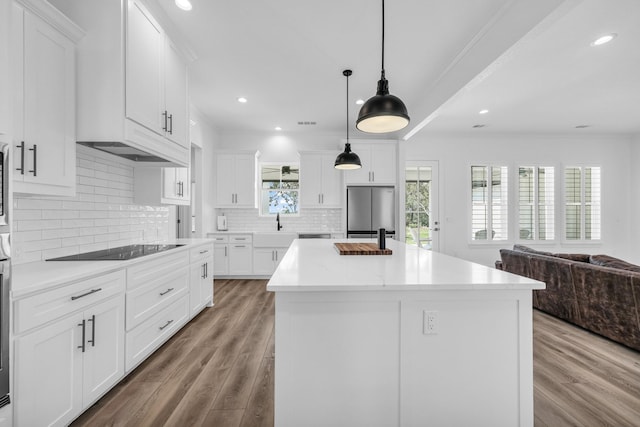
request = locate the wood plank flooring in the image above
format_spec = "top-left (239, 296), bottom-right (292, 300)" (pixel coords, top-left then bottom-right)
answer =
top-left (71, 279), bottom-right (274, 427)
top-left (533, 310), bottom-right (640, 427)
top-left (71, 279), bottom-right (640, 427)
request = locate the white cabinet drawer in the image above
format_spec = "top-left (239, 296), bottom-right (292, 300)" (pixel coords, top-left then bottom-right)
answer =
top-left (125, 266), bottom-right (188, 331)
top-left (125, 294), bottom-right (189, 372)
top-left (230, 234), bottom-right (252, 243)
top-left (126, 250), bottom-right (189, 291)
top-left (190, 243), bottom-right (214, 264)
top-left (15, 270), bottom-right (126, 334)
top-left (210, 235), bottom-right (229, 243)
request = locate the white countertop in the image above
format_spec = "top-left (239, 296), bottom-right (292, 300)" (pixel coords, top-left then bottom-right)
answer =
top-left (267, 239), bottom-right (545, 292)
top-left (11, 238), bottom-right (214, 299)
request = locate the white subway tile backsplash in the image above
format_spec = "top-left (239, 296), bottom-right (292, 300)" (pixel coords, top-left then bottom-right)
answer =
top-left (13, 148), bottom-right (170, 264)
top-left (214, 208), bottom-right (342, 233)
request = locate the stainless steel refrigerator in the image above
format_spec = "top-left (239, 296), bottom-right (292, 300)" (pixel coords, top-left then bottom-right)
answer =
top-left (347, 186), bottom-right (395, 238)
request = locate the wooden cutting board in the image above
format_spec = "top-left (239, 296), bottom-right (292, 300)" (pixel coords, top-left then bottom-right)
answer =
top-left (334, 242), bottom-right (393, 255)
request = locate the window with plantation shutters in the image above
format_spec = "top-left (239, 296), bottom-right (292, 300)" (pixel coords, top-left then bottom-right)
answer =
top-left (518, 166), bottom-right (555, 240)
top-left (564, 166), bottom-right (601, 241)
top-left (471, 165), bottom-right (508, 241)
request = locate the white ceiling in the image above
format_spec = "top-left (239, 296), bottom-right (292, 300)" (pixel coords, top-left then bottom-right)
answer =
top-left (149, 0), bottom-right (640, 139)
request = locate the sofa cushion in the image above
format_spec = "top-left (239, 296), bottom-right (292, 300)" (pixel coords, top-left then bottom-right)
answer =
top-left (500, 249), bottom-right (531, 277)
top-left (553, 253), bottom-right (591, 263)
top-left (589, 255), bottom-right (640, 273)
top-left (513, 244), bottom-right (553, 256)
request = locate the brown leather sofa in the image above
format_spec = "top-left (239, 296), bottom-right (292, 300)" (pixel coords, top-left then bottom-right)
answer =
top-left (496, 245), bottom-right (640, 352)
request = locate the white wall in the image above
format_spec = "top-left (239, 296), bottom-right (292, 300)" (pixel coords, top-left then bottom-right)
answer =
top-left (404, 133), bottom-right (634, 266)
top-left (191, 107), bottom-right (221, 236)
top-left (217, 131), bottom-right (344, 162)
top-left (630, 134), bottom-right (640, 263)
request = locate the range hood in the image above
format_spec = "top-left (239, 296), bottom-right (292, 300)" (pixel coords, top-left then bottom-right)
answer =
top-left (77, 141), bottom-right (172, 163)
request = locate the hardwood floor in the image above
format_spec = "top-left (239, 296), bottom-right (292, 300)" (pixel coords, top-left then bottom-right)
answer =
top-left (71, 279), bottom-right (274, 427)
top-left (71, 280), bottom-right (640, 427)
top-left (533, 310), bottom-right (640, 427)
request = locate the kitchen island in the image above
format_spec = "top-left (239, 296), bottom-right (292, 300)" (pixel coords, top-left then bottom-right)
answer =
top-left (267, 239), bottom-right (544, 427)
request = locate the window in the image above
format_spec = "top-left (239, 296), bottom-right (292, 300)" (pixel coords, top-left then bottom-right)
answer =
top-left (471, 165), bottom-right (508, 241)
top-left (518, 166), bottom-right (555, 240)
top-left (259, 164), bottom-right (299, 215)
top-left (564, 166), bottom-right (601, 240)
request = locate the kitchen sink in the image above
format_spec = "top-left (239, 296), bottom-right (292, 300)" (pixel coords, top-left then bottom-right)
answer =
top-left (252, 232), bottom-right (298, 248)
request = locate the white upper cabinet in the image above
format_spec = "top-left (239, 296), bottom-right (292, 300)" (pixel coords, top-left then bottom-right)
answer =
top-left (343, 142), bottom-right (397, 185)
top-left (133, 167), bottom-right (190, 205)
top-left (125, 1), bottom-right (164, 136)
top-left (11, 0), bottom-right (83, 197)
top-left (215, 152), bottom-right (256, 208)
top-left (163, 37), bottom-right (188, 148)
top-left (0, 0), bottom-right (11, 134)
top-left (300, 152), bottom-right (343, 208)
top-left (126, 2), bottom-right (188, 150)
top-left (48, 0), bottom-right (189, 167)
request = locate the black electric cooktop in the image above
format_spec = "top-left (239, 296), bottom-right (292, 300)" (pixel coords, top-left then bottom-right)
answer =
top-left (46, 244), bottom-right (185, 261)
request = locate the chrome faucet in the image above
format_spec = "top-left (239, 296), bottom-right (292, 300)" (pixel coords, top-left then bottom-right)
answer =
top-left (276, 213), bottom-right (283, 231)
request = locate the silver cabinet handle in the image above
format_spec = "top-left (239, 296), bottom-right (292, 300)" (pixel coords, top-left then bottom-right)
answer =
top-left (78, 319), bottom-right (86, 353)
top-left (159, 287), bottom-right (175, 296)
top-left (87, 315), bottom-right (96, 347)
top-left (201, 263), bottom-right (206, 279)
top-left (16, 141), bottom-right (25, 174)
top-left (162, 110), bottom-right (168, 132)
top-left (159, 319), bottom-right (173, 330)
top-left (168, 113), bottom-right (173, 135)
top-left (29, 144), bottom-right (37, 176)
top-left (199, 250), bottom-right (209, 254)
top-left (224, 246), bottom-right (227, 256)
top-left (71, 288), bottom-right (103, 301)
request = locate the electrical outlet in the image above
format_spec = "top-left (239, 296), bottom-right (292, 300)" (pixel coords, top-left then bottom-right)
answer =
top-left (423, 310), bottom-right (438, 335)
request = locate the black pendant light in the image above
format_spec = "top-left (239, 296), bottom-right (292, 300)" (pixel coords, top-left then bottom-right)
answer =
top-left (356, 0), bottom-right (409, 133)
top-left (335, 70), bottom-right (362, 170)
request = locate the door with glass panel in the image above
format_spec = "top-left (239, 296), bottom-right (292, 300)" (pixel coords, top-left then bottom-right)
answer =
top-left (405, 161), bottom-right (439, 251)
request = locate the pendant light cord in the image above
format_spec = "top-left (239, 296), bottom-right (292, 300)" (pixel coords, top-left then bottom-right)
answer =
top-left (381, 0), bottom-right (385, 78)
top-left (346, 72), bottom-right (350, 143)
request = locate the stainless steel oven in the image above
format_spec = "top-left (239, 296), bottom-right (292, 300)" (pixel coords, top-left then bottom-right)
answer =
top-left (0, 138), bottom-right (10, 408)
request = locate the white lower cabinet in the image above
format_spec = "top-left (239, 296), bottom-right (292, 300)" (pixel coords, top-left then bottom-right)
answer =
top-left (125, 294), bottom-right (189, 371)
top-left (14, 271), bottom-right (126, 427)
top-left (214, 242), bottom-right (229, 275)
top-left (229, 242), bottom-right (252, 275)
top-left (189, 243), bottom-right (214, 316)
top-left (253, 247), bottom-right (288, 276)
top-left (210, 233), bottom-right (253, 276)
top-left (125, 250), bottom-right (190, 372)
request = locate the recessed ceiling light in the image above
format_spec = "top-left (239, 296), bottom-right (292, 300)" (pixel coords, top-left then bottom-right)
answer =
top-left (175, 0), bottom-right (192, 11)
top-left (590, 33), bottom-right (617, 47)
top-left (237, 97), bottom-right (247, 103)
top-left (355, 99), bottom-right (364, 105)
top-left (275, 126), bottom-right (282, 131)
top-left (479, 109), bottom-right (489, 115)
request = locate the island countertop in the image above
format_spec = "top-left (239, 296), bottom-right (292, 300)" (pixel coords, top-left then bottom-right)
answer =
top-left (266, 238), bottom-right (545, 292)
